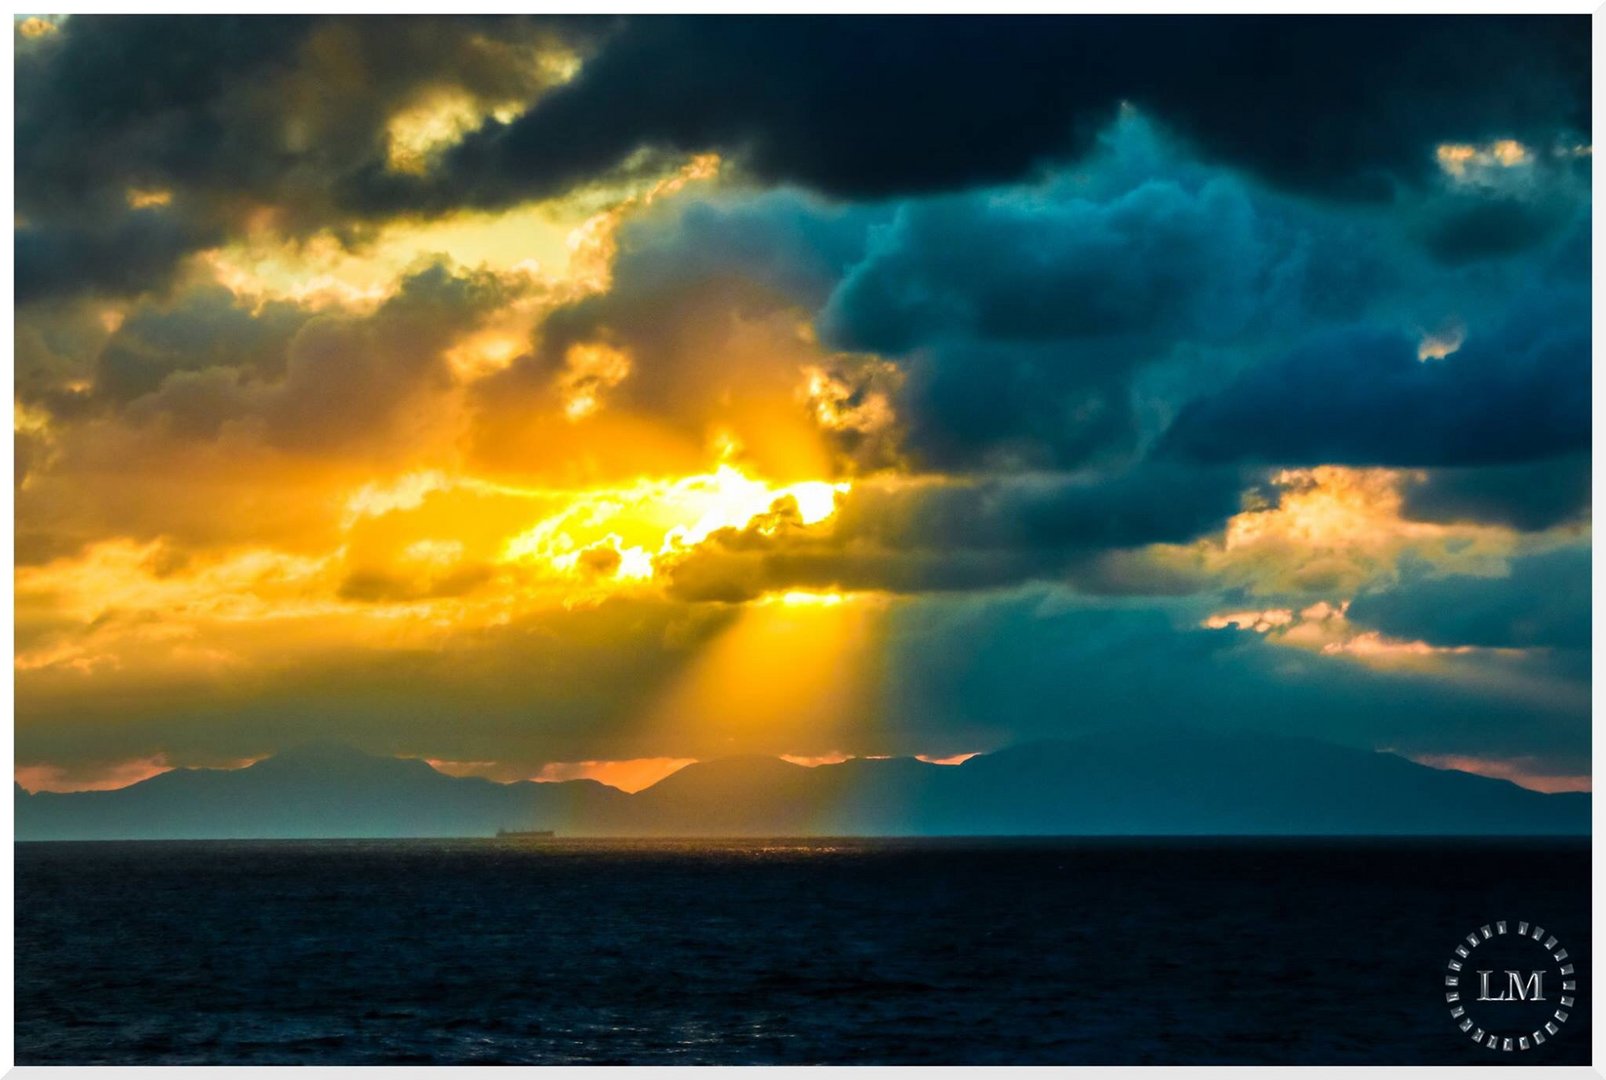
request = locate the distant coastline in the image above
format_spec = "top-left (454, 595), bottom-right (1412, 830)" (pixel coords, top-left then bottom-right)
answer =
top-left (16, 730), bottom-right (1589, 842)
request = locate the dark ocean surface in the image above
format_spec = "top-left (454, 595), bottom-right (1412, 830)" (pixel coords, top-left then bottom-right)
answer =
top-left (15, 837), bottom-right (1591, 1065)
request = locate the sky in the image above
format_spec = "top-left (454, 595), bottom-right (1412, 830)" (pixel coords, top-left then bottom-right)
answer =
top-left (12, 14), bottom-right (1592, 795)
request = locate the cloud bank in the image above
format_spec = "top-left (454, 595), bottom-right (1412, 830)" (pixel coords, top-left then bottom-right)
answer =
top-left (13, 15), bottom-right (1591, 792)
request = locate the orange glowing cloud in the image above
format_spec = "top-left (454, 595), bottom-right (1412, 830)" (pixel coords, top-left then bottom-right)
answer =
top-left (915, 752), bottom-right (981, 766)
top-left (779, 752), bottom-right (856, 767)
top-left (534, 757), bottom-right (698, 793)
top-left (1202, 598), bottom-right (1500, 673)
top-left (13, 455), bottom-right (859, 698)
top-left (1198, 595), bottom-right (1585, 720)
top-left (1435, 139), bottom-right (1531, 179)
top-left (1203, 608), bottom-right (1294, 633)
top-left (1404, 753), bottom-right (1590, 794)
top-left (564, 154), bottom-right (721, 293)
top-left (16, 16), bottom-right (58, 38)
top-left (1152, 466), bottom-right (1521, 599)
top-left (15, 755), bottom-right (175, 793)
top-left (15, 753), bottom-right (264, 794)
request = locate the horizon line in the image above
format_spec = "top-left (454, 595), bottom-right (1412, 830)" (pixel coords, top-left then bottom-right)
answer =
top-left (15, 739), bottom-right (1592, 798)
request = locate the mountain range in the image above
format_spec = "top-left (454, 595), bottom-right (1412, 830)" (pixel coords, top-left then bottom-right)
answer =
top-left (14, 730), bottom-right (1589, 840)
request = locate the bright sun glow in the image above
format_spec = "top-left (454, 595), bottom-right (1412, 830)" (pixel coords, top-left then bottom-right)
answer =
top-left (773, 591), bottom-right (846, 607)
top-left (498, 464), bottom-right (848, 590)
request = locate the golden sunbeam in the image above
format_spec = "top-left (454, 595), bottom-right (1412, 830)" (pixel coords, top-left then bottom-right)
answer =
top-left (638, 591), bottom-right (888, 758)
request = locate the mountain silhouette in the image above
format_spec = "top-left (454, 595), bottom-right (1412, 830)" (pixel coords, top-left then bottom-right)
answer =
top-left (14, 741), bottom-right (629, 840)
top-left (14, 730), bottom-right (1588, 840)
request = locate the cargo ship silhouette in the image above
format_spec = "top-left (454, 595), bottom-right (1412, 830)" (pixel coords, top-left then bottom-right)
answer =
top-left (495, 828), bottom-right (556, 838)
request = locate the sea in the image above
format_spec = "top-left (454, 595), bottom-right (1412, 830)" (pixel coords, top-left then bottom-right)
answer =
top-left (14, 836), bottom-right (1591, 1065)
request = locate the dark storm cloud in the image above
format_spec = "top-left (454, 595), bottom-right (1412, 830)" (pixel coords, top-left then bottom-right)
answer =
top-left (659, 464), bottom-right (1254, 602)
top-left (1346, 548), bottom-right (1590, 650)
top-left (577, 120), bottom-right (1587, 478)
top-left (1416, 191), bottom-right (1581, 266)
top-left (15, 14), bottom-right (603, 301)
top-left (822, 177), bottom-right (1261, 353)
top-left (1399, 453), bottom-right (1590, 532)
top-left (833, 465), bottom-right (1254, 553)
top-left (21, 15), bottom-right (1586, 302)
top-left (489, 124), bottom-right (1283, 477)
top-left (14, 210), bottom-right (223, 304)
top-left (15, 15), bottom-right (313, 209)
top-left (818, 168), bottom-right (1270, 470)
top-left (487, 108), bottom-right (1589, 490)
top-left (404, 15), bottom-right (1586, 209)
top-left (16, 15), bottom-right (598, 213)
top-left (1159, 286), bottom-right (1589, 469)
top-left (15, 15), bottom-right (310, 301)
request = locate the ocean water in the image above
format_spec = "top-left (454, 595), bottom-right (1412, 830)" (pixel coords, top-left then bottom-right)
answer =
top-left (15, 837), bottom-right (1591, 1065)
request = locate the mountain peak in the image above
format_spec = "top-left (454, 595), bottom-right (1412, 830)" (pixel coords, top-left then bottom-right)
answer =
top-left (258, 741), bottom-right (386, 764)
top-left (244, 742), bottom-right (442, 782)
